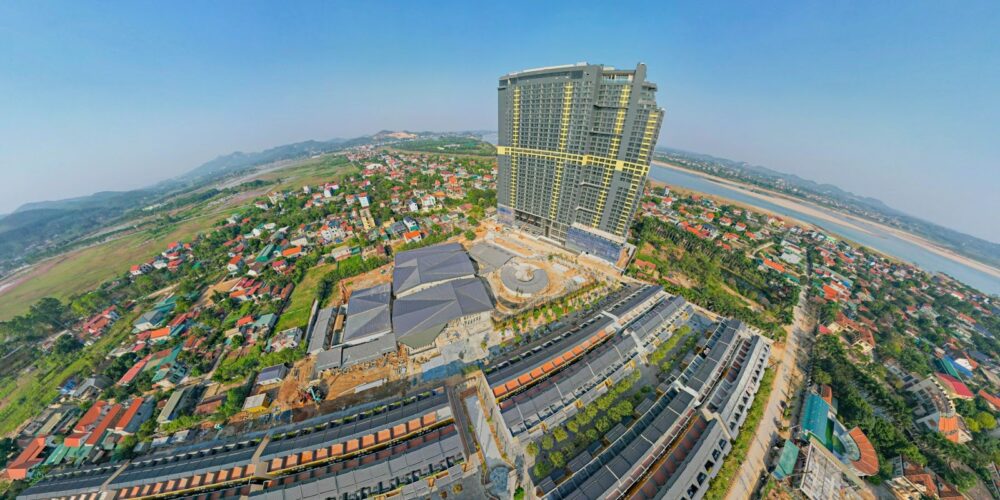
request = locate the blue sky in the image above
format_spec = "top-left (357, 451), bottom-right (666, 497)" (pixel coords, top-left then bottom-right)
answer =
top-left (1, 1), bottom-right (998, 242)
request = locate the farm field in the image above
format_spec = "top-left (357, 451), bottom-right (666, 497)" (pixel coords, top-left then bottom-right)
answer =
top-left (0, 157), bottom-right (357, 320)
top-left (258, 155), bottom-right (359, 192)
top-left (0, 214), bottom-right (223, 320)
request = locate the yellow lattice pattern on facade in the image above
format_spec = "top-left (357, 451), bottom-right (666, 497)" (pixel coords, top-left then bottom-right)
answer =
top-left (508, 87), bottom-right (521, 206)
top-left (593, 85), bottom-right (632, 225)
top-left (550, 82), bottom-right (574, 219)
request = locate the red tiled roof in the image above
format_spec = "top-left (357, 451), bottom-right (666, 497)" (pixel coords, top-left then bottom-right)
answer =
top-left (74, 401), bottom-right (108, 433)
top-left (64, 432), bottom-right (87, 448)
top-left (820, 385), bottom-right (833, 405)
top-left (115, 398), bottom-right (145, 431)
top-left (855, 328), bottom-right (875, 348)
top-left (847, 427), bottom-right (879, 476)
top-left (236, 315), bottom-right (254, 327)
top-left (937, 479), bottom-right (964, 499)
top-left (6, 436), bottom-right (47, 480)
top-left (150, 347), bottom-right (174, 361)
top-left (979, 389), bottom-right (1000, 410)
top-left (168, 313), bottom-right (190, 328)
top-left (118, 355), bottom-right (151, 385)
top-left (905, 467), bottom-right (937, 498)
top-left (937, 415), bottom-right (962, 443)
top-left (85, 403), bottom-right (122, 446)
top-left (935, 372), bottom-right (973, 399)
top-left (148, 327), bottom-right (172, 340)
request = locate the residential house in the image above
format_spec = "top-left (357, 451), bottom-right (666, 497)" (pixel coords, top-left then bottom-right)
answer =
top-left (269, 327), bottom-right (303, 352)
top-left (935, 373), bottom-right (974, 400)
top-left (255, 364), bottom-right (289, 386)
top-left (6, 436), bottom-right (48, 480)
top-left (133, 308), bottom-right (167, 332)
top-left (112, 397), bottom-right (153, 435)
top-left (903, 374), bottom-right (973, 444)
top-left (70, 376), bottom-right (111, 400)
top-left (130, 263), bottom-right (153, 276)
top-left (227, 255), bottom-right (244, 273)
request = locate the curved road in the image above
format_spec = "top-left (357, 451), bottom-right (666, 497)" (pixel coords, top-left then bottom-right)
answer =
top-left (726, 289), bottom-right (812, 499)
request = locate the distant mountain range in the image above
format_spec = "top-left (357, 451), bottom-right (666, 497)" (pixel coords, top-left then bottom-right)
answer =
top-left (655, 147), bottom-right (1000, 269)
top-left (15, 131), bottom-right (989, 279)
top-left (0, 130), bottom-right (489, 275)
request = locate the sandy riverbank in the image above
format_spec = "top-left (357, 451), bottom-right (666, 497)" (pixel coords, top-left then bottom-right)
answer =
top-left (651, 160), bottom-right (1000, 281)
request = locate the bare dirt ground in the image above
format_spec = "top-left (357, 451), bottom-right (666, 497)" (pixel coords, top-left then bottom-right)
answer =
top-left (271, 346), bottom-right (408, 420)
top-left (147, 283), bottom-right (178, 300)
top-left (328, 263), bottom-right (393, 308)
top-left (487, 257), bottom-right (587, 315)
top-left (198, 277), bottom-right (242, 308)
top-left (274, 356), bottom-right (318, 410)
top-left (321, 360), bottom-right (396, 400)
top-left (720, 282), bottom-right (763, 312)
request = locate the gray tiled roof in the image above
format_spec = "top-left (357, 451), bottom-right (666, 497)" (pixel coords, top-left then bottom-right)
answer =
top-left (469, 242), bottom-right (515, 272)
top-left (308, 307), bottom-right (336, 354)
top-left (341, 333), bottom-right (397, 368)
top-left (392, 277), bottom-right (493, 349)
top-left (314, 346), bottom-right (343, 374)
top-left (342, 283), bottom-right (392, 343)
top-left (392, 243), bottom-right (475, 296)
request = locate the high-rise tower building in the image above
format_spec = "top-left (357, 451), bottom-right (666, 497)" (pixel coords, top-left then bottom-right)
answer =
top-left (496, 63), bottom-right (663, 262)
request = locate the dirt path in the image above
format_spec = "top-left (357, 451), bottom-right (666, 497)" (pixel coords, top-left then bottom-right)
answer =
top-left (726, 289), bottom-right (815, 500)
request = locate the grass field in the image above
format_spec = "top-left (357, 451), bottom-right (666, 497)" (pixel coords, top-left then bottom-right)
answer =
top-left (274, 262), bottom-right (335, 332)
top-left (0, 208), bottom-right (231, 320)
top-left (258, 155), bottom-right (359, 192)
top-left (0, 156), bottom-right (357, 321)
top-left (392, 137), bottom-right (495, 156)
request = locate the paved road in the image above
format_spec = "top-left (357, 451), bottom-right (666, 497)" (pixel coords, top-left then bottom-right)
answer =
top-left (726, 290), bottom-right (811, 500)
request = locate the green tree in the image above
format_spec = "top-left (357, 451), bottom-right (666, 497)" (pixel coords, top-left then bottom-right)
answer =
top-left (976, 412), bottom-right (997, 431)
top-left (533, 459), bottom-right (552, 478)
top-left (541, 435), bottom-right (554, 451)
top-left (113, 435), bottom-right (139, 461)
top-left (0, 437), bottom-right (16, 467)
top-left (595, 417), bottom-right (610, 433)
top-left (553, 427), bottom-right (569, 443)
top-left (53, 334), bottom-right (83, 355)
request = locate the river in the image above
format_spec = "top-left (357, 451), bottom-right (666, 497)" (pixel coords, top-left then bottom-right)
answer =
top-left (648, 165), bottom-right (1000, 295)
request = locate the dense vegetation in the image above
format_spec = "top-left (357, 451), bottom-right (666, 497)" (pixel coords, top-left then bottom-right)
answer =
top-left (528, 371), bottom-right (644, 479)
top-left (630, 216), bottom-right (798, 338)
top-left (811, 334), bottom-right (1000, 491)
